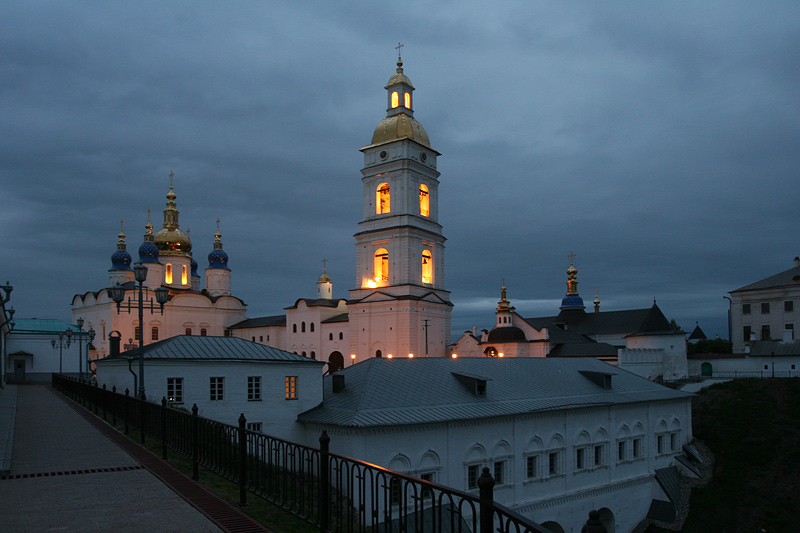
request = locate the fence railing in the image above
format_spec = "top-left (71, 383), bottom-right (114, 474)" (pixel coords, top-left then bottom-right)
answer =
top-left (53, 374), bottom-right (551, 533)
top-left (690, 370), bottom-right (800, 380)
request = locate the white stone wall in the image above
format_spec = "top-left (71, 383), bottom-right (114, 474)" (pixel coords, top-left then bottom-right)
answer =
top-left (96, 359), bottom-right (325, 443)
top-left (6, 332), bottom-right (84, 383)
top-left (688, 354), bottom-right (800, 376)
top-left (300, 398), bottom-right (692, 533)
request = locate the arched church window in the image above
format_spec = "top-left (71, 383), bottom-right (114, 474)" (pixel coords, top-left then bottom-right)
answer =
top-left (293, 324), bottom-right (297, 333)
top-left (374, 249), bottom-right (389, 282)
top-left (310, 351), bottom-right (316, 359)
top-left (302, 322), bottom-right (306, 333)
top-left (485, 346), bottom-right (498, 358)
top-left (391, 91), bottom-right (399, 109)
top-left (200, 328), bottom-right (207, 336)
top-left (419, 184), bottom-right (429, 217)
top-left (339, 332), bottom-right (343, 340)
top-left (181, 265), bottom-right (188, 285)
top-left (329, 333), bottom-right (333, 341)
top-left (134, 326), bottom-right (140, 341)
top-left (151, 327), bottom-right (159, 341)
top-left (422, 250), bottom-right (433, 284)
top-left (377, 183), bottom-right (390, 214)
top-left (185, 328), bottom-right (192, 336)
top-left (165, 264), bottom-right (173, 284)
top-left (376, 350), bottom-right (382, 358)
top-left (310, 323), bottom-right (315, 332)
top-left (404, 92), bottom-right (411, 109)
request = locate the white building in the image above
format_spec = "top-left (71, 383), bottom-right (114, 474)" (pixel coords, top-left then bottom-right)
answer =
top-left (729, 257), bottom-right (800, 353)
top-left (451, 264), bottom-right (688, 380)
top-left (72, 186), bottom-right (247, 362)
top-left (296, 357), bottom-right (694, 533)
top-left (94, 335), bottom-right (325, 442)
top-left (4, 319), bottom-right (87, 384)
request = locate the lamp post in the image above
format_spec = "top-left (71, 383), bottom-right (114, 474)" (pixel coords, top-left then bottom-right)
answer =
top-left (107, 263), bottom-right (168, 400)
top-left (723, 296), bottom-right (732, 343)
top-left (1, 282), bottom-right (14, 387)
top-left (51, 329), bottom-right (72, 374)
top-left (74, 318), bottom-right (96, 381)
top-left (86, 328), bottom-right (95, 378)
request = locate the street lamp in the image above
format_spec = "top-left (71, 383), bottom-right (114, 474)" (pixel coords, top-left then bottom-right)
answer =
top-left (86, 328), bottom-right (95, 378)
top-left (51, 329), bottom-right (72, 374)
top-left (107, 263), bottom-right (169, 399)
top-left (75, 318), bottom-right (96, 381)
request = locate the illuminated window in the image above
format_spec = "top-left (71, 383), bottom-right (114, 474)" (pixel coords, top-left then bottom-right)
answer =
top-left (285, 376), bottom-right (297, 399)
top-left (422, 250), bottom-right (432, 284)
top-left (391, 91), bottom-right (399, 108)
top-left (181, 265), bottom-right (188, 285)
top-left (374, 248), bottom-right (389, 282)
top-left (151, 327), bottom-right (159, 341)
top-left (404, 92), bottom-right (411, 108)
top-left (210, 377), bottom-right (224, 401)
top-left (377, 183), bottom-right (390, 214)
top-left (419, 184), bottom-right (429, 217)
top-left (167, 378), bottom-right (183, 404)
top-left (165, 264), bottom-right (173, 284)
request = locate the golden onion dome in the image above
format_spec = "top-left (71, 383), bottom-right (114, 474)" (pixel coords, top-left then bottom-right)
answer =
top-left (153, 227), bottom-right (192, 257)
top-left (371, 114), bottom-right (431, 149)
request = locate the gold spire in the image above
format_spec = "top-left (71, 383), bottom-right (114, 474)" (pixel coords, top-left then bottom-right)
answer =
top-left (318, 257), bottom-right (331, 283)
top-left (145, 209), bottom-right (153, 234)
top-left (117, 219), bottom-right (126, 250)
top-left (594, 290), bottom-right (600, 313)
top-left (566, 252), bottom-right (579, 296)
top-left (153, 173), bottom-right (192, 256)
top-left (213, 219), bottom-right (224, 251)
top-left (497, 279), bottom-right (515, 312)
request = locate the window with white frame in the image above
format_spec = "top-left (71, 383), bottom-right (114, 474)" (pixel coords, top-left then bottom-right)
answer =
top-left (594, 444), bottom-right (606, 467)
top-left (593, 429), bottom-right (609, 469)
top-left (524, 437), bottom-right (544, 482)
top-left (210, 377), bottom-right (224, 401)
top-left (656, 420), bottom-right (669, 455)
top-left (248, 376), bottom-right (261, 401)
top-left (633, 437), bottom-right (643, 459)
top-left (467, 464), bottom-right (482, 490)
top-left (491, 441), bottom-right (512, 486)
top-left (546, 435), bottom-right (565, 477)
top-left (285, 376), bottom-right (297, 399)
top-left (574, 431), bottom-right (591, 472)
top-left (246, 422), bottom-right (263, 433)
top-left (618, 440), bottom-right (627, 462)
top-left (632, 423), bottom-right (645, 460)
top-left (464, 444), bottom-right (486, 490)
top-left (493, 460), bottom-right (507, 485)
top-left (167, 377), bottom-right (183, 404)
top-left (575, 447), bottom-right (588, 471)
top-left (526, 455), bottom-right (539, 480)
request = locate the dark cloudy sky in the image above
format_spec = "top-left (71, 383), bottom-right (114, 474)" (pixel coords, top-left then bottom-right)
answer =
top-left (2, 1), bottom-right (798, 340)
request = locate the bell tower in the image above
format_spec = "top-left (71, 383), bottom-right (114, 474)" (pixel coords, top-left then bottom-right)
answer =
top-left (348, 51), bottom-right (452, 360)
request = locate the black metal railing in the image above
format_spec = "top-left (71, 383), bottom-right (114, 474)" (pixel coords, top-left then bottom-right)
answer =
top-left (53, 374), bottom-right (551, 533)
top-left (690, 370), bottom-right (800, 380)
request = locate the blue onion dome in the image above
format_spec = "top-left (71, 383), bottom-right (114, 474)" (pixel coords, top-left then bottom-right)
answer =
top-left (207, 220), bottom-right (229, 270)
top-left (191, 257), bottom-right (199, 277)
top-left (138, 211), bottom-right (160, 263)
top-left (110, 221), bottom-right (132, 271)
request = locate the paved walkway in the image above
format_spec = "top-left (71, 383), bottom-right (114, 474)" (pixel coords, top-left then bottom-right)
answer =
top-left (0, 385), bottom-right (234, 532)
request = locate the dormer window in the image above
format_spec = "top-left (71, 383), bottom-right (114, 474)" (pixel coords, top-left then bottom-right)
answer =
top-left (391, 91), bottom-right (399, 109)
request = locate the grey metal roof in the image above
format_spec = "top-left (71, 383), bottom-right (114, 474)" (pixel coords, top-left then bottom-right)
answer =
top-left (285, 298), bottom-right (347, 310)
top-left (321, 313), bottom-right (349, 324)
top-left (101, 335), bottom-right (324, 364)
top-left (747, 340), bottom-right (800, 356)
top-left (522, 303), bottom-right (674, 339)
top-left (227, 315), bottom-right (286, 329)
top-left (10, 318), bottom-right (79, 335)
top-left (731, 265), bottom-right (800, 293)
top-left (297, 357), bottom-right (692, 428)
top-left (547, 342), bottom-right (618, 357)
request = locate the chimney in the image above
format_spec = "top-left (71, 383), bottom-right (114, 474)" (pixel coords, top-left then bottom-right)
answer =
top-left (109, 331), bottom-right (121, 357)
top-left (332, 374), bottom-right (345, 393)
top-left (472, 326), bottom-right (477, 337)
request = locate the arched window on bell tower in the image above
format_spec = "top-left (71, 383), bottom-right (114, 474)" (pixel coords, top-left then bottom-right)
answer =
top-left (374, 248), bottom-right (389, 282)
top-left (165, 263), bottom-right (173, 284)
top-left (419, 184), bottom-right (429, 217)
top-left (404, 92), bottom-right (411, 109)
top-left (181, 264), bottom-right (188, 285)
top-left (391, 91), bottom-right (399, 109)
top-left (377, 183), bottom-right (391, 214)
top-left (422, 250), bottom-right (433, 284)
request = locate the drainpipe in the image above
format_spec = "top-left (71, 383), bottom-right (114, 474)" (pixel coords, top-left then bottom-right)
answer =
top-left (127, 358), bottom-right (138, 395)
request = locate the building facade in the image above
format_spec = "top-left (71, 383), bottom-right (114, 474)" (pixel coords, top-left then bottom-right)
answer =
top-left (72, 185), bottom-right (247, 362)
top-left (729, 257), bottom-right (800, 353)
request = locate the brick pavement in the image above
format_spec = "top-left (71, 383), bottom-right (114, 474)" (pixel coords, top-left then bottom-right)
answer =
top-left (0, 385), bottom-right (222, 532)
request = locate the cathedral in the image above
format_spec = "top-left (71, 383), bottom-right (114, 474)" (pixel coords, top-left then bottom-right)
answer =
top-left (72, 182), bottom-right (247, 360)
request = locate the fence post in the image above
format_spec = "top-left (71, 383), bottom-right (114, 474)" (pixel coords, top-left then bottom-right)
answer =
top-left (124, 389), bottom-right (129, 435)
top-left (478, 467), bottom-right (495, 533)
top-left (319, 430), bottom-right (330, 532)
top-left (238, 413), bottom-right (247, 507)
top-left (581, 509), bottom-right (607, 533)
top-left (102, 384), bottom-right (107, 420)
top-left (93, 381), bottom-right (99, 415)
top-left (140, 394), bottom-right (146, 445)
top-left (161, 397), bottom-right (168, 460)
top-left (112, 386), bottom-right (117, 426)
top-left (191, 404), bottom-right (199, 480)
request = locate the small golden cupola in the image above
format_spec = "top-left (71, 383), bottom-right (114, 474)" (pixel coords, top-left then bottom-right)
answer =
top-left (495, 280), bottom-right (516, 326)
top-left (369, 44), bottom-right (431, 149)
top-left (560, 253), bottom-right (586, 310)
top-left (153, 175), bottom-right (192, 258)
top-left (317, 258), bottom-right (333, 300)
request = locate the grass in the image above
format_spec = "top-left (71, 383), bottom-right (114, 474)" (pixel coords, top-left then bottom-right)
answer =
top-left (649, 378), bottom-right (800, 532)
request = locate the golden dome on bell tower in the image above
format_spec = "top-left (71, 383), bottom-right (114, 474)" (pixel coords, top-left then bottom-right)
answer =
top-left (153, 173), bottom-right (192, 258)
